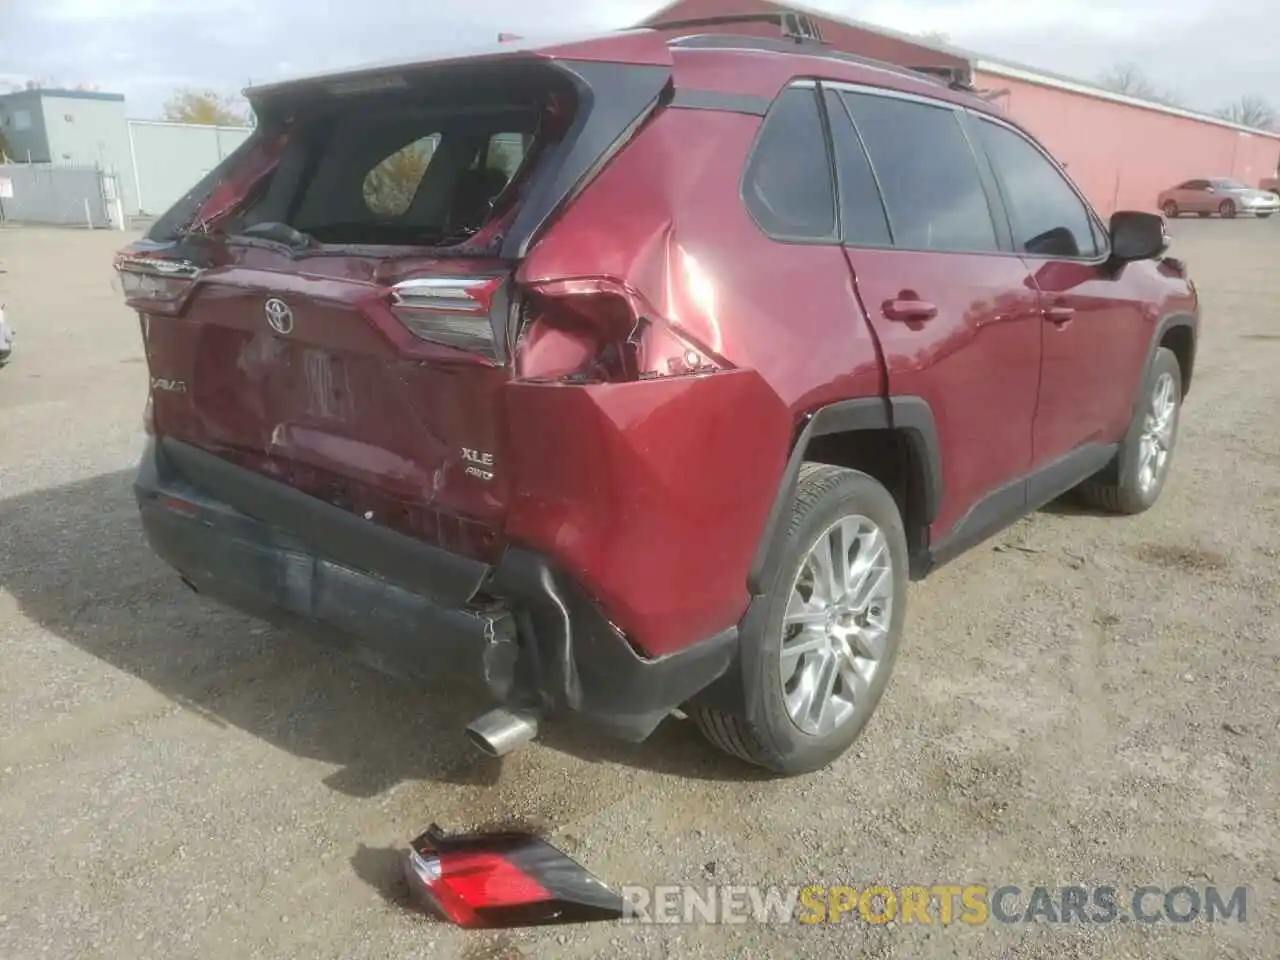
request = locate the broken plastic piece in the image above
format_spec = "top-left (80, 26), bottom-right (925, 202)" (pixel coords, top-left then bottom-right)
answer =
top-left (404, 823), bottom-right (624, 928)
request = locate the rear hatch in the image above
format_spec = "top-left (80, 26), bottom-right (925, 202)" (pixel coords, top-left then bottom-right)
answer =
top-left (118, 38), bottom-right (671, 563)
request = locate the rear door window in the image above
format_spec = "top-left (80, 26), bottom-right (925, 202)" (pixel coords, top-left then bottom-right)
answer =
top-left (821, 88), bottom-right (892, 247)
top-left (840, 92), bottom-right (999, 253)
top-left (743, 86), bottom-right (838, 242)
top-left (972, 118), bottom-right (1101, 259)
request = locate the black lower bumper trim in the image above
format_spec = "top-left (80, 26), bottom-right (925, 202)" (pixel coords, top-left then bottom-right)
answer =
top-left (135, 439), bottom-right (739, 740)
top-left (157, 438), bottom-right (489, 606)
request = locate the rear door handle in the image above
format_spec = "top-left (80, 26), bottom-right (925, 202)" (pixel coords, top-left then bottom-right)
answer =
top-left (883, 299), bottom-right (938, 322)
top-left (1043, 305), bottom-right (1076, 325)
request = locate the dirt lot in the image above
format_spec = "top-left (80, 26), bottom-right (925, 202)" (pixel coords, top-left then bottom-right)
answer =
top-left (1, 222), bottom-right (1277, 959)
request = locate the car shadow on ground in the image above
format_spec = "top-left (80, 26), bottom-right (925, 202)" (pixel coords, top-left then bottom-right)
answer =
top-left (0, 469), bottom-right (766, 797)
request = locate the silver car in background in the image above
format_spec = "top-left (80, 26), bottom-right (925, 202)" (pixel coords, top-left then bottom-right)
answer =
top-left (1159, 178), bottom-right (1280, 219)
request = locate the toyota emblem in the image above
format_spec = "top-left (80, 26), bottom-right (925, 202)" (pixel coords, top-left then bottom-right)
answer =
top-left (264, 297), bottom-right (293, 335)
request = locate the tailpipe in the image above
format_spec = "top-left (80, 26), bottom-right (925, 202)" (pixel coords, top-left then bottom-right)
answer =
top-left (465, 708), bottom-right (539, 758)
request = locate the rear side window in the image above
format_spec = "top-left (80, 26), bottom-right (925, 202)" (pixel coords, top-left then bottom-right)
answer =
top-left (743, 86), bottom-right (837, 241)
top-left (841, 92), bottom-right (999, 253)
top-left (973, 118), bottom-right (1101, 259)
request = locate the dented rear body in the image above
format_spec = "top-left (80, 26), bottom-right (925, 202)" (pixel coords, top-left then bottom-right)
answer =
top-left (122, 31), bottom-right (821, 739)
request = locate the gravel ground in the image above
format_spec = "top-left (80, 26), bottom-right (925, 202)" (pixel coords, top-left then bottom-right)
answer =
top-left (0, 221), bottom-right (1277, 960)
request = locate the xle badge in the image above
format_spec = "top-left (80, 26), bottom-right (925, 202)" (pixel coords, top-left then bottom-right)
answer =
top-left (461, 447), bottom-right (494, 482)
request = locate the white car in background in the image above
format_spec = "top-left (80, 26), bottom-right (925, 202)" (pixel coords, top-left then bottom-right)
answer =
top-left (1159, 178), bottom-right (1280, 219)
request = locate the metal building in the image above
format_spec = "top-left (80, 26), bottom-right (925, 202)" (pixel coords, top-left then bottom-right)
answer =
top-left (639, 0), bottom-right (1280, 217)
top-left (0, 87), bottom-right (252, 224)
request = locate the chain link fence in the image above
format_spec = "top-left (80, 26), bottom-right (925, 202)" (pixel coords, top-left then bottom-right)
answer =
top-left (0, 164), bottom-right (123, 228)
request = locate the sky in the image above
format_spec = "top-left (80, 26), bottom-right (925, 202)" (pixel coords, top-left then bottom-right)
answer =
top-left (1, 0), bottom-right (1277, 119)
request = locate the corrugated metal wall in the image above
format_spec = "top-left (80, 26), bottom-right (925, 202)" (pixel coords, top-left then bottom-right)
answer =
top-left (127, 121), bottom-right (253, 217)
top-left (975, 72), bottom-right (1280, 217)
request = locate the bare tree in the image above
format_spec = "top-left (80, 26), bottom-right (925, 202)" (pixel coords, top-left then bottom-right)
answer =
top-left (918, 31), bottom-right (951, 46)
top-left (1213, 96), bottom-right (1277, 131)
top-left (1096, 62), bottom-right (1182, 107)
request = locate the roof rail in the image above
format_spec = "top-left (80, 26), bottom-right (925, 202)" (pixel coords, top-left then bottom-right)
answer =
top-left (647, 11), bottom-right (826, 44)
top-left (668, 35), bottom-right (968, 93)
top-left (906, 64), bottom-right (976, 92)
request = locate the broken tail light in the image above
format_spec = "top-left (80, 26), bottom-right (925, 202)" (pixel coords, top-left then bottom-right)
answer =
top-left (115, 254), bottom-right (202, 315)
top-left (517, 277), bottom-right (724, 383)
top-left (389, 276), bottom-right (506, 359)
top-left (404, 824), bottom-right (624, 929)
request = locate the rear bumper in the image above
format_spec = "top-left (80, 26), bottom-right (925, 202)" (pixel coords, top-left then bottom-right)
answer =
top-left (136, 437), bottom-right (737, 740)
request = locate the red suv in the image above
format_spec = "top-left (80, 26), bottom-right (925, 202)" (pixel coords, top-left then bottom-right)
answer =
top-left (115, 19), bottom-right (1198, 775)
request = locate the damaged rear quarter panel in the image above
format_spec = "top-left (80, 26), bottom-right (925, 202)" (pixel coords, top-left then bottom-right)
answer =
top-left (503, 371), bottom-right (790, 657)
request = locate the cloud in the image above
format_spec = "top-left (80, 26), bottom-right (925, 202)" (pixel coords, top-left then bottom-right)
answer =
top-left (3, 0), bottom-right (1275, 117)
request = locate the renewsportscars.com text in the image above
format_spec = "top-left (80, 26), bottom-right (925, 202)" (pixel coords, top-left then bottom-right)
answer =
top-left (619, 883), bottom-right (1249, 926)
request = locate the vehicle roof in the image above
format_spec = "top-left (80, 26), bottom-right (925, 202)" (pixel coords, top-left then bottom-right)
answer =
top-left (665, 36), bottom-right (1001, 116)
top-left (245, 26), bottom-right (1002, 119)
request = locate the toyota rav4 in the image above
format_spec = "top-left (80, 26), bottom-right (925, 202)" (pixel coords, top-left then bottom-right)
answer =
top-left (115, 17), bottom-right (1198, 775)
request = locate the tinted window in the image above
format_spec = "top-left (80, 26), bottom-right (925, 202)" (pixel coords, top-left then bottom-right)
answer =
top-left (744, 87), bottom-right (837, 240)
top-left (823, 90), bottom-right (892, 246)
top-left (841, 92), bottom-right (998, 253)
top-left (974, 119), bottom-right (1099, 258)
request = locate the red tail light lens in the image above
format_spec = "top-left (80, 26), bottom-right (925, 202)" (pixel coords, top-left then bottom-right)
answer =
top-left (403, 824), bottom-right (625, 929)
top-left (389, 276), bottom-right (505, 358)
top-left (407, 848), bottom-right (552, 926)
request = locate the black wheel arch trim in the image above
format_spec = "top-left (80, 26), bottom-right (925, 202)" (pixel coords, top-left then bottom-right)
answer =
top-left (746, 395), bottom-right (943, 596)
top-left (1150, 310), bottom-right (1198, 397)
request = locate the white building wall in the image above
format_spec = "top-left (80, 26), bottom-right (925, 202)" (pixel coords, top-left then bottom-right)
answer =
top-left (126, 119), bottom-right (253, 217)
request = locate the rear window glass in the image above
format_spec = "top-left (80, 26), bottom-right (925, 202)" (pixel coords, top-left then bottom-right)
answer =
top-left (362, 134), bottom-right (441, 217)
top-left (236, 105), bottom-right (542, 247)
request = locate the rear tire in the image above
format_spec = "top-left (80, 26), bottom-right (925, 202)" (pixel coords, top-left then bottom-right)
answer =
top-left (1078, 347), bottom-right (1182, 515)
top-left (691, 464), bottom-right (909, 775)
top-left (1219, 199), bottom-right (1237, 219)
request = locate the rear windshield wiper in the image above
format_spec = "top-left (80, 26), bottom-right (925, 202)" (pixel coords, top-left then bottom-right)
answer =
top-left (229, 221), bottom-right (316, 251)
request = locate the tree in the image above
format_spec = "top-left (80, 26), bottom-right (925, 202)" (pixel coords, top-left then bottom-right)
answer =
top-left (1096, 62), bottom-right (1182, 107)
top-left (918, 31), bottom-right (952, 46)
top-left (1213, 96), bottom-right (1276, 131)
top-left (363, 136), bottom-right (439, 217)
top-left (162, 89), bottom-right (249, 126)
top-left (0, 128), bottom-right (10, 163)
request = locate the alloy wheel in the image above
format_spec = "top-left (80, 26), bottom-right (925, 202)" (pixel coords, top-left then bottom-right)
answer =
top-left (1138, 371), bottom-right (1178, 494)
top-left (779, 515), bottom-right (895, 737)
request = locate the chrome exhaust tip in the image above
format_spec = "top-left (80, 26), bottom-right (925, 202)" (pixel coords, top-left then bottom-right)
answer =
top-left (464, 708), bottom-right (539, 758)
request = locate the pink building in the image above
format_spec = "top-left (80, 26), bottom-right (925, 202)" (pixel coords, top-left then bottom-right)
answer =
top-left (641, 0), bottom-right (1280, 217)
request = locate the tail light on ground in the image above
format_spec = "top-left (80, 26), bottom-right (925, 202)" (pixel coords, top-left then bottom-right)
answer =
top-left (404, 823), bottom-right (624, 928)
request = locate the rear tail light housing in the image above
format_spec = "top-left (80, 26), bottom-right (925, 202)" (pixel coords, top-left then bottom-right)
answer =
top-left (389, 276), bottom-right (506, 358)
top-left (404, 824), bottom-right (624, 929)
top-left (114, 254), bottom-right (202, 315)
top-left (517, 277), bottom-right (725, 383)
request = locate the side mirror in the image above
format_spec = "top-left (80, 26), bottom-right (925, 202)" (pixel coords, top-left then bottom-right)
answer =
top-left (1110, 211), bottom-right (1168, 263)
